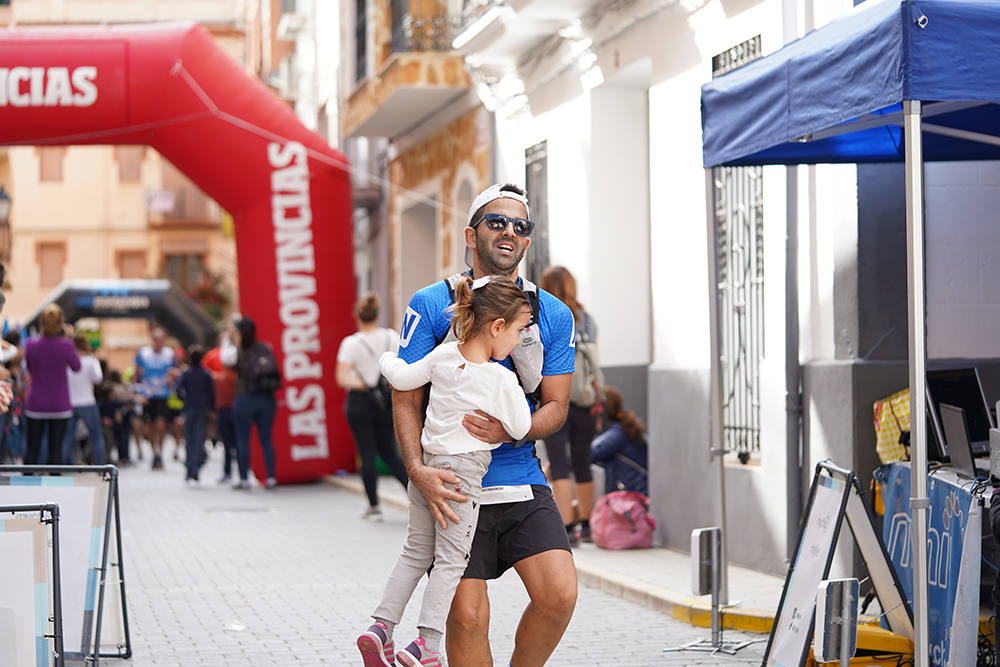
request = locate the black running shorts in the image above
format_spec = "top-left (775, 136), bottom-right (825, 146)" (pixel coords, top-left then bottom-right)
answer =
top-left (463, 484), bottom-right (572, 580)
top-left (142, 398), bottom-right (169, 422)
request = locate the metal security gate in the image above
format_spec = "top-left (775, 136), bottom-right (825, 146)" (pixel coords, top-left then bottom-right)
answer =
top-left (712, 36), bottom-right (763, 464)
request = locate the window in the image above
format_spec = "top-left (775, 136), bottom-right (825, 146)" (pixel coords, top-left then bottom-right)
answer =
top-left (524, 141), bottom-right (549, 284)
top-left (713, 37), bottom-right (763, 464)
top-left (355, 0), bottom-right (367, 83)
top-left (38, 147), bottom-right (66, 182)
top-left (116, 250), bottom-right (147, 279)
top-left (160, 160), bottom-right (210, 220)
top-left (37, 242), bottom-right (66, 288)
top-left (116, 146), bottom-right (144, 184)
top-left (390, 0), bottom-right (408, 52)
top-left (164, 253), bottom-right (205, 292)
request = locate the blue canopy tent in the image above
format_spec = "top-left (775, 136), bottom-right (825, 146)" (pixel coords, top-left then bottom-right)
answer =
top-left (701, 1), bottom-right (1000, 664)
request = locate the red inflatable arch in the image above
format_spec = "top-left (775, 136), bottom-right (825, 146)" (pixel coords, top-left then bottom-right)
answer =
top-left (0, 22), bottom-right (356, 483)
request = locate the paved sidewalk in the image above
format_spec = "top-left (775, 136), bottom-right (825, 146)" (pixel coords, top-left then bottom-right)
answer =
top-left (103, 444), bottom-right (771, 665)
top-left (326, 473), bottom-right (785, 635)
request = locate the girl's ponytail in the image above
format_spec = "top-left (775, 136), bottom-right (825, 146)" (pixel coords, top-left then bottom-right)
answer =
top-left (450, 277), bottom-right (477, 341)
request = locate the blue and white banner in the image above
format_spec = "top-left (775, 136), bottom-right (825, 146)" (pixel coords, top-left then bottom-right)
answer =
top-left (876, 464), bottom-right (972, 666)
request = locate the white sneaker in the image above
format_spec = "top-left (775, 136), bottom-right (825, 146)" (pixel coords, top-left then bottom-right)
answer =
top-left (362, 507), bottom-right (384, 522)
top-left (265, 477), bottom-right (278, 489)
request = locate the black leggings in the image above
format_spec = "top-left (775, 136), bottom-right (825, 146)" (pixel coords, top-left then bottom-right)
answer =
top-left (25, 417), bottom-right (70, 465)
top-left (546, 404), bottom-right (596, 482)
top-left (345, 391), bottom-right (408, 507)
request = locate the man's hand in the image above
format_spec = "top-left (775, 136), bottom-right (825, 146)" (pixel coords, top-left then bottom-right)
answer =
top-left (409, 463), bottom-right (468, 529)
top-left (463, 410), bottom-right (512, 445)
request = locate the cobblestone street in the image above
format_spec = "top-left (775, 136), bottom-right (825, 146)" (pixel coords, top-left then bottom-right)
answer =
top-left (113, 444), bottom-right (767, 666)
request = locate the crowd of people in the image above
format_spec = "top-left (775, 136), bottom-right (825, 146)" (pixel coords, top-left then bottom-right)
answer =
top-left (0, 307), bottom-right (280, 490)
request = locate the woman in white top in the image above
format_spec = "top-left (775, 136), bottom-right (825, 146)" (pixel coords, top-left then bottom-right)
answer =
top-left (336, 292), bottom-right (409, 520)
top-left (357, 276), bottom-right (532, 667)
top-left (63, 335), bottom-right (105, 465)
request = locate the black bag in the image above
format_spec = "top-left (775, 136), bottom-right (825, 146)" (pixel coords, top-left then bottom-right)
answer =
top-left (244, 342), bottom-right (282, 393)
top-left (370, 375), bottom-right (393, 412)
top-left (359, 331), bottom-right (393, 413)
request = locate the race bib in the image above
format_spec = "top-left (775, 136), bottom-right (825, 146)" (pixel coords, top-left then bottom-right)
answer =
top-left (480, 484), bottom-right (533, 505)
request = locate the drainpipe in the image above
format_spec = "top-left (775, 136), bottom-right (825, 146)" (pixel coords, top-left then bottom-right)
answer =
top-left (783, 0), bottom-right (803, 562)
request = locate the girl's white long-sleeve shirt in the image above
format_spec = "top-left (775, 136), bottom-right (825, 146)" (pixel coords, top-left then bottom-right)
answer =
top-left (379, 341), bottom-right (531, 456)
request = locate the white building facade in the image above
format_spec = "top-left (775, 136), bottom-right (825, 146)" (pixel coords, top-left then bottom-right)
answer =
top-left (340, 0), bottom-right (1000, 577)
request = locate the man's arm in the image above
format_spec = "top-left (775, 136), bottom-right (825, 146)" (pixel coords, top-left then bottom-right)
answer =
top-left (393, 385), bottom-right (466, 529)
top-left (590, 426), bottom-right (624, 464)
top-left (463, 372), bottom-right (572, 444)
top-left (219, 335), bottom-right (238, 367)
top-left (335, 361), bottom-right (367, 391)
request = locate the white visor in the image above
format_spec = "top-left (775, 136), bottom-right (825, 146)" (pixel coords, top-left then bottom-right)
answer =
top-left (467, 184), bottom-right (530, 223)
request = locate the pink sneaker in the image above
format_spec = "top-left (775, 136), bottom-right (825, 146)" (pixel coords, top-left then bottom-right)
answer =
top-left (395, 637), bottom-right (442, 667)
top-left (357, 621), bottom-right (394, 666)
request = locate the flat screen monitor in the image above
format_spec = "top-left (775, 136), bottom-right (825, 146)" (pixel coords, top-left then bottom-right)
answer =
top-left (926, 367), bottom-right (995, 460)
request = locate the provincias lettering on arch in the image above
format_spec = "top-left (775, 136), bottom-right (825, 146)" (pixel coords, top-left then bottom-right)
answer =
top-left (268, 140), bottom-right (328, 462)
top-left (0, 66), bottom-right (98, 107)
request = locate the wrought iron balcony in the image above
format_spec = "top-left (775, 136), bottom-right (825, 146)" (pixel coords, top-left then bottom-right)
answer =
top-left (390, 0), bottom-right (455, 53)
top-left (344, 2), bottom-right (475, 138)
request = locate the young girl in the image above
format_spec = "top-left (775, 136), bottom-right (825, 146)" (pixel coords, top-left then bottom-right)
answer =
top-left (357, 276), bottom-right (533, 667)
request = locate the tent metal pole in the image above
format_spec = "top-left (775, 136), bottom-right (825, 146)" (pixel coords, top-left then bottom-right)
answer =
top-left (705, 167), bottom-right (729, 604)
top-left (785, 165), bottom-right (802, 561)
top-left (782, 0), bottom-right (803, 563)
top-left (903, 99), bottom-right (929, 667)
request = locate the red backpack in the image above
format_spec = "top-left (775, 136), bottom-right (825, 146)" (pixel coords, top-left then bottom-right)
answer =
top-left (590, 490), bottom-right (656, 550)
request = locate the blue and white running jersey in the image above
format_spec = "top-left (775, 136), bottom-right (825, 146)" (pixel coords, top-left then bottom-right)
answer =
top-left (135, 345), bottom-right (176, 400)
top-left (397, 276), bottom-right (575, 487)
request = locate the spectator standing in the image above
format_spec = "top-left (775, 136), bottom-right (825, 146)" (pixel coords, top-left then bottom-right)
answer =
top-left (123, 366), bottom-right (146, 462)
top-left (23, 304), bottom-right (80, 465)
top-left (0, 331), bottom-right (23, 463)
top-left (335, 293), bottom-right (408, 521)
top-left (103, 369), bottom-right (134, 465)
top-left (135, 327), bottom-right (176, 470)
top-left (204, 341), bottom-right (238, 484)
top-left (166, 352), bottom-right (185, 461)
top-left (176, 345), bottom-right (215, 484)
top-left (540, 265), bottom-right (604, 545)
top-left (590, 387), bottom-right (648, 496)
top-left (220, 317), bottom-right (279, 489)
top-left (62, 335), bottom-right (106, 465)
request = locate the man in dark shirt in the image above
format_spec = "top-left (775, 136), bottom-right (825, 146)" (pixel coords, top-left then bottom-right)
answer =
top-left (176, 345), bottom-right (215, 484)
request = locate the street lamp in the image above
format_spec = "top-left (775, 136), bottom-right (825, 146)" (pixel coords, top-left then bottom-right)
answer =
top-left (0, 185), bottom-right (11, 265)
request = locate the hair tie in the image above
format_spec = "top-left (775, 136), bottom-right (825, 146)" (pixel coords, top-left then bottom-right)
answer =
top-left (471, 276), bottom-right (491, 290)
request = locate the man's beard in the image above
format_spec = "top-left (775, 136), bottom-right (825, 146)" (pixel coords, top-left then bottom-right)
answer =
top-left (474, 235), bottom-right (526, 276)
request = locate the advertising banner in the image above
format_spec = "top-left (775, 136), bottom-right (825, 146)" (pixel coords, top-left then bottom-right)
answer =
top-left (877, 464), bottom-right (970, 666)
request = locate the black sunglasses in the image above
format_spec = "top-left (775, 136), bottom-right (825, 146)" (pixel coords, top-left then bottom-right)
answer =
top-left (470, 213), bottom-right (534, 238)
